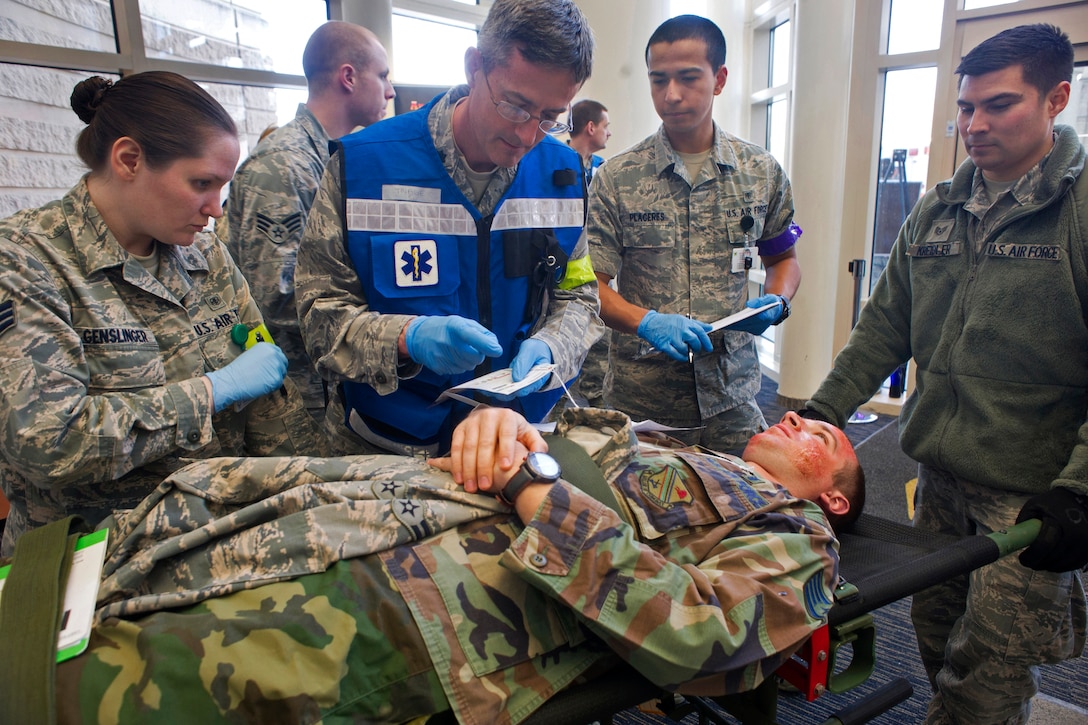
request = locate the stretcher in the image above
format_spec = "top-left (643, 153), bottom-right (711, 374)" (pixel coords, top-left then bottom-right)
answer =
top-left (0, 506), bottom-right (1040, 725)
top-left (521, 514), bottom-right (1041, 725)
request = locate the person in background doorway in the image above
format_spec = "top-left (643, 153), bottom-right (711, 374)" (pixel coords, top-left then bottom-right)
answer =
top-left (568, 98), bottom-right (611, 188)
top-left (566, 98), bottom-right (614, 409)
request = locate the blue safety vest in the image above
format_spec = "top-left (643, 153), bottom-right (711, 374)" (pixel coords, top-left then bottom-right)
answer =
top-left (587, 153), bottom-right (605, 182)
top-left (338, 94), bottom-right (585, 450)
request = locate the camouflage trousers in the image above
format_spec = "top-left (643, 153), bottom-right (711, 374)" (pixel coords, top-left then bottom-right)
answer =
top-left (660, 400), bottom-right (767, 458)
top-left (911, 465), bottom-right (1087, 725)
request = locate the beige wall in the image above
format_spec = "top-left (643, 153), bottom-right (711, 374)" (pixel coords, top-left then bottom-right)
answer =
top-left (567, 0), bottom-right (747, 159)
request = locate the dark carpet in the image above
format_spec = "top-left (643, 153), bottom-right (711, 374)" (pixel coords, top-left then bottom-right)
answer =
top-left (611, 376), bottom-right (1088, 724)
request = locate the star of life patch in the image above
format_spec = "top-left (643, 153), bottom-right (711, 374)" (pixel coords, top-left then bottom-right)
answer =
top-left (639, 462), bottom-right (693, 508)
top-left (395, 239), bottom-right (439, 287)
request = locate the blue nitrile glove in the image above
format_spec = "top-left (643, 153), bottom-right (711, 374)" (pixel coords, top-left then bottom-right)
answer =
top-left (1015, 487), bottom-right (1088, 572)
top-left (490, 339), bottom-right (554, 402)
top-left (505, 338), bottom-right (553, 398)
top-left (636, 311), bottom-right (713, 362)
top-left (405, 315), bottom-right (503, 376)
top-left (730, 294), bottom-right (787, 335)
top-left (205, 342), bottom-right (288, 413)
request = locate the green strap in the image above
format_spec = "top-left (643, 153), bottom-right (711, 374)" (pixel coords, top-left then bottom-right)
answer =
top-left (0, 515), bottom-right (86, 725)
top-left (544, 435), bottom-right (623, 514)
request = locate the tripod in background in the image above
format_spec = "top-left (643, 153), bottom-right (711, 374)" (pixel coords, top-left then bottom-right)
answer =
top-left (846, 258), bottom-right (879, 425)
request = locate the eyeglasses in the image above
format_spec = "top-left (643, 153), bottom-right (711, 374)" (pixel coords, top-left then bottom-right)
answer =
top-left (483, 74), bottom-right (572, 136)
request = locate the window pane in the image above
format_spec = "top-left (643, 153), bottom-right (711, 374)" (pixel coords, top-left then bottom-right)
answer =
top-left (392, 14), bottom-right (476, 86)
top-left (1056, 64), bottom-right (1088, 139)
top-left (0, 63), bottom-right (117, 218)
top-left (770, 21), bottom-right (791, 88)
top-left (141, 0), bottom-right (327, 75)
top-left (870, 67), bottom-right (937, 292)
top-left (887, 0), bottom-right (942, 55)
top-left (963, 0), bottom-right (1016, 8)
top-left (766, 97), bottom-right (788, 168)
top-left (0, 0), bottom-right (115, 52)
top-left (199, 82), bottom-right (311, 162)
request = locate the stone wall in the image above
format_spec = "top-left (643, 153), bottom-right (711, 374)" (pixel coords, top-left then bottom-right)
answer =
top-left (0, 0), bottom-right (279, 218)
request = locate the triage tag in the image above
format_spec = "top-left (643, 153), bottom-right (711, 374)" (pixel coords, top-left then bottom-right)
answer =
top-left (731, 247), bottom-right (753, 273)
top-left (0, 528), bottom-right (109, 662)
top-left (231, 323), bottom-right (276, 349)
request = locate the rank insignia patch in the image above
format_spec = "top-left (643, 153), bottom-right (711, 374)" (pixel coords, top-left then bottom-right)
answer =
top-left (255, 212), bottom-right (304, 245)
top-left (0, 300), bottom-right (13, 338)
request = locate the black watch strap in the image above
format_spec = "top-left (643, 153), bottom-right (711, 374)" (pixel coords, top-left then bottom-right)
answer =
top-left (772, 295), bottom-right (791, 325)
top-left (499, 452), bottom-right (561, 505)
top-left (499, 467), bottom-right (536, 505)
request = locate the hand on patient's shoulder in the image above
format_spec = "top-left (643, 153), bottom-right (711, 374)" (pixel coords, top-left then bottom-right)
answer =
top-left (428, 407), bottom-right (546, 496)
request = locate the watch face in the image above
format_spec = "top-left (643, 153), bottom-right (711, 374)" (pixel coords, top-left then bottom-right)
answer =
top-left (526, 452), bottom-right (561, 480)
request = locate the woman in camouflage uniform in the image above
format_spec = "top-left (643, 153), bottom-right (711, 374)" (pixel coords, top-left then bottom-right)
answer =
top-left (0, 71), bottom-right (323, 555)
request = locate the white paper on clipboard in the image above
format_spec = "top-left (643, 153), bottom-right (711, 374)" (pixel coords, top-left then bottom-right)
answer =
top-left (437, 364), bottom-right (557, 407)
top-left (707, 301), bottom-right (779, 333)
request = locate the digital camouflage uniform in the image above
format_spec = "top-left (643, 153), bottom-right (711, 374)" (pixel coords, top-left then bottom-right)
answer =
top-left (296, 86), bottom-right (604, 456)
top-left (225, 104), bottom-right (330, 416)
top-left (55, 407), bottom-right (839, 725)
top-left (807, 126), bottom-right (1088, 724)
top-left (588, 124), bottom-right (796, 451)
top-left (0, 178), bottom-right (324, 555)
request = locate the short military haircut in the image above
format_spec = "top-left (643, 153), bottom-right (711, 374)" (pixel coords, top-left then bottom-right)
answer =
top-left (569, 99), bottom-right (607, 137)
top-left (956, 23), bottom-right (1073, 96)
top-left (302, 21), bottom-right (377, 93)
top-left (826, 458), bottom-right (866, 532)
top-left (645, 14), bottom-right (726, 70)
top-left (477, 0), bottom-right (594, 85)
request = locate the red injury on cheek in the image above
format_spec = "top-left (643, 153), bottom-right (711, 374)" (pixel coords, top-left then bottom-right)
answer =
top-left (793, 441), bottom-right (832, 480)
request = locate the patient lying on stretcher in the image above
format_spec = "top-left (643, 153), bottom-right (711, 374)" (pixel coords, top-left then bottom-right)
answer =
top-left (54, 407), bottom-right (864, 724)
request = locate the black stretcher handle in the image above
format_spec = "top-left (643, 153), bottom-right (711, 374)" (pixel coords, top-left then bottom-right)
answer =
top-left (830, 519), bottom-right (1040, 625)
top-left (822, 677), bottom-right (913, 725)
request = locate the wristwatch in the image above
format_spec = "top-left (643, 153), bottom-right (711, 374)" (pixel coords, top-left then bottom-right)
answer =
top-left (499, 452), bottom-right (562, 505)
top-left (772, 295), bottom-right (792, 325)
